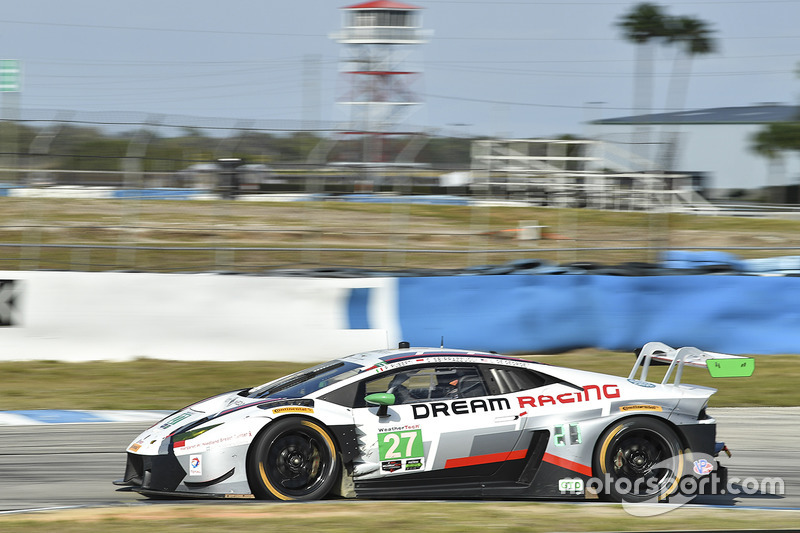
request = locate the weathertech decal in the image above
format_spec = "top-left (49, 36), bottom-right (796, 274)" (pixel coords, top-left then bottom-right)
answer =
top-left (517, 384), bottom-right (620, 409)
top-left (412, 397), bottom-right (511, 419)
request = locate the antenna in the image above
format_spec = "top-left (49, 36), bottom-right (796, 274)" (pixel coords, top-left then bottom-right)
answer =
top-left (440, 336), bottom-right (444, 349)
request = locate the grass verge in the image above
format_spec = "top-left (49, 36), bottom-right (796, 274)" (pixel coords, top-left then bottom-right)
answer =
top-left (5, 198), bottom-right (800, 271)
top-left (0, 502), bottom-right (799, 532)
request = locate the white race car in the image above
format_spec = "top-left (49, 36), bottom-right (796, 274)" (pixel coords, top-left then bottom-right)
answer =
top-left (115, 341), bottom-right (752, 503)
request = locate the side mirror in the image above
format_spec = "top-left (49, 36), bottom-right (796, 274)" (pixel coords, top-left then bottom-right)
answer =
top-left (365, 393), bottom-right (396, 417)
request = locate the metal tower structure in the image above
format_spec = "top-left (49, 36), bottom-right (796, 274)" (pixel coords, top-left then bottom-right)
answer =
top-left (330, 1), bottom-right (430, 166)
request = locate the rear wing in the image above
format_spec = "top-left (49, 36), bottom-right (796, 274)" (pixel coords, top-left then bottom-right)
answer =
top-left (629, 341), bottom-right (755, 386)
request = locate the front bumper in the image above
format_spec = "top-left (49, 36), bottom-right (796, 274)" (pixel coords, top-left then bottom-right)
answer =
top-left (677, 420), bottom-right (729, 496)
top-left (114, 451), bottom-right (186, 493)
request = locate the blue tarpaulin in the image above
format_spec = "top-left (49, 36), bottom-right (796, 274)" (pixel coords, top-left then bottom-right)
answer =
top-left (394, 275), bottom-right (800, 354)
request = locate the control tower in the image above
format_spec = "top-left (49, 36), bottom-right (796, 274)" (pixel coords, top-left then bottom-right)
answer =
top-left (330, 1), bottom-right (430, 166)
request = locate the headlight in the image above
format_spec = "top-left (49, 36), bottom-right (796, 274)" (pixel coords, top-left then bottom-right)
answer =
top-left (173, 423), bottom-right (222, 443)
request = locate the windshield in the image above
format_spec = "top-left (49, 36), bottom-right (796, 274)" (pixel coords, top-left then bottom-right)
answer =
top-left (246, 360), bottom-right (362, 399)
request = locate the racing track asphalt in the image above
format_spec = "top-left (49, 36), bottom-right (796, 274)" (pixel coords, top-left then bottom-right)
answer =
top-left (0, 408), bottom-right (797, 513)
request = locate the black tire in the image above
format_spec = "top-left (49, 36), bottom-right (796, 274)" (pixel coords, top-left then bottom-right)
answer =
top-left (593, 417), bottom-right (685, 503)
top-left (247, 417), bottom-right (340, 501)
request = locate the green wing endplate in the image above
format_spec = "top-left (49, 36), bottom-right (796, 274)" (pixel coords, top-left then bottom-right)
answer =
top-left (707, 357), bottom-right (755, 378)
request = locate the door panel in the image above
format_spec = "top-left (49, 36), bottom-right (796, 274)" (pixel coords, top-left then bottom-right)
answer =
top-left (350, 364), bottom-right (528, 484)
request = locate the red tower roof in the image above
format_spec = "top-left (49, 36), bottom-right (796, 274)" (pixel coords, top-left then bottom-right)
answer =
top-left (343, 1), bottom-right (422, 9)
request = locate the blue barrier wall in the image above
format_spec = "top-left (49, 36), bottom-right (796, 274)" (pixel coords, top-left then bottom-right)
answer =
top-left (393, 275), bottom-right (800, 354)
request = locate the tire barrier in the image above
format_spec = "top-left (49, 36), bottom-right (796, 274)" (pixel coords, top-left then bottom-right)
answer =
top-left (264, 252), bottom-right (800, 278)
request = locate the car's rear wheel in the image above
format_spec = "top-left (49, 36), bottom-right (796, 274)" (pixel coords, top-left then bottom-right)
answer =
top-left (247, 417), bottom-right (339, 501)
top-left (593, 417), bottom-right (684, 503)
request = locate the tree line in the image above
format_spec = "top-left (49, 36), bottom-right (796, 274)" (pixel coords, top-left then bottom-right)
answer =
top-left (0, 3), bottom-right (797, 175)
top-left (618, 3), bottom-right (800, 164)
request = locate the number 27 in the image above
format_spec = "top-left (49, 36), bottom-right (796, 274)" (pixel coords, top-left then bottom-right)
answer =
top-left (381, 431), bottom-right (417, 459)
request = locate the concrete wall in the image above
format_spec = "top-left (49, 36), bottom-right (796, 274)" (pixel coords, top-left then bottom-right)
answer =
top-left (0, 271), bottom-right (400, 362)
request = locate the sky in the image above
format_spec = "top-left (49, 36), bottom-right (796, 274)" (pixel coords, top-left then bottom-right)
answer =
top-left (0, 0), bottom-right (798, 139)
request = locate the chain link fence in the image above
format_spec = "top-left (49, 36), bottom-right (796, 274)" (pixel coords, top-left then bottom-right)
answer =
top-left (3, 110), bottom-right (800, 274)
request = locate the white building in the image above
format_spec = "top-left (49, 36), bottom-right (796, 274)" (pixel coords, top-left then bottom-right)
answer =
top-left (592, 105), bottom-right (800, 194)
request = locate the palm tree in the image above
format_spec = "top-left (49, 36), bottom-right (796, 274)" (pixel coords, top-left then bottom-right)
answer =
top-left (664, 16), bottom-right (716, 112)
top-left (658, 15), bottom-right (717, 169)
top-left (617, 3), bottom-right (671, 164)
top-left (751, 120), bottom-right (800, 201)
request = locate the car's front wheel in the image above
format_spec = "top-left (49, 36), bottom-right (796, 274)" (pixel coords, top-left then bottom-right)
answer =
top-left (593, 417), bottom-right (684, 503)
top-left (247, 417), bottom-right (340, 500)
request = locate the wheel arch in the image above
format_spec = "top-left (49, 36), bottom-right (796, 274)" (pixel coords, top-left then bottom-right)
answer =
top-left (244, 414), bottom-right (347, 500)
top-left (246, 413), bottom-right (359, 465)
top-left (245, 414), bottom-right (338, 468)
top-left (590, 413), bottom-right (689, 503)
top-left (591, 413), bottom-right (690, 474)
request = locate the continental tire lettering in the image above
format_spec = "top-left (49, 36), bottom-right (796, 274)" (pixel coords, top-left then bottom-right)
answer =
top-left (620, 404), bottom-right (663, 412)
top-left (412, 397), bottom-right (511, 419)
top-left (517, 384), bottom-right (622, 410)
top-left (272, 407), bottom-right (314, 415)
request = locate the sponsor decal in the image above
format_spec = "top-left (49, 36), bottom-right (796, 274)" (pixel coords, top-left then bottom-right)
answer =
top-left (159, 412), bottom-right (192, 429)
top-left (517, 384), bottom-right (620, 409)
top-left (378, 429), bottom-right (424, 461)
top-left (189, 455), bottom-right (202, 476)
top-left (128, 443), bottom-right (142, 452)
top-left (412, 397), bottom-right (511, 419)
top-left (174, 431), bottom-right (253, 455)
top-left (627, 378), bottom-right (656, 388)
top-left (558, 478), bottom-right (585, 495)
top-left (554, 423), bottom-right (582, 446)
top-left (384, 356), bottom-right (532, 372)
top-left (381, 460), bottom-right (402, 473)
top-left (404, 458), bottom-right (423, 471)
top-left (271, 406), bottom-right (314, 415)
top-left (693, 458), bottom-right (714, 476)
top-left (620, 404), bottom-right (663, 412)
top-left (369, 362), bottom-right (389, 373)
top-left (378, 424), bottom-right (420, 433)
